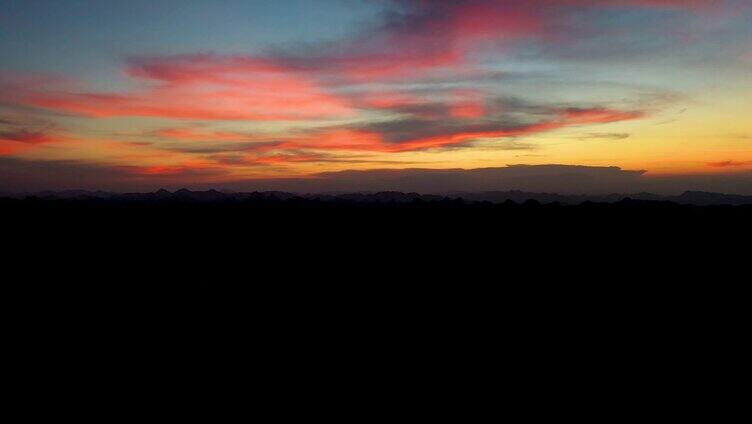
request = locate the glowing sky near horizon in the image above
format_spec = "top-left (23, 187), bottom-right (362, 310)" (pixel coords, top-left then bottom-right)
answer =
top-left (1, 0), bottom-right (751, 188)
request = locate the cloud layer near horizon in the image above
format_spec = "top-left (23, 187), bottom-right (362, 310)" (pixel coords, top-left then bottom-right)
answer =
top-left (1, 0), bottom-right (751, 189)
top-left (3, 158), bottom-right (752, 195)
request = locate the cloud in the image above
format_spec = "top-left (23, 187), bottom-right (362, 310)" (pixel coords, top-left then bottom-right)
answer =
top-left (127, 164), bottom-right (229, 178)
top-left (0, 144), bottom-right (19, 156)
top-left (707, 160), bottom-right (752, 168)
top-left (210, 150), bottom-right (414, 167)
top-left (0, 0), bottom-right (722, 124)
top-left (0, 156), bottom-right (232, 192)
top-left (212, 164), bottom-right (752, 196)
top-left (0, 0), bottom-right (727, 184)
top-left (157, 102), bottom-right (644, 156)
top-left (1, 55), bottom-right (353, 121)
top-left (145, 127), bottom-right (282, 154)
top-left (195, 164), bottom-right (648, 194)
top-left (0, 161), bottom-right (629, 193)
top-left (0, 157), bottom-right (141, 191)
top-left (0, 129), bottom-right (54, 144)
top-left (578, 133), bottom-right (632, 141)
top-left (5, 158), bottom-right (752, 196)
top-left (0, 0), bottom-right (695, 139)
top-left (0, 127), bottom-right (60, 156)
top-left (330, 0), bottom-right (714, 78)
top-left (154, 128), bottom-right (259, 142)
top-left (156, 141), bottom-right (282, 155)
top-left (494, 141), bottom-right (538, 151)
top-left (346, 105), bottom-right (644, 152)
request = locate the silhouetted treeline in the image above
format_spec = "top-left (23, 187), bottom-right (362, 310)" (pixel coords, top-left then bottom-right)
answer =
top-left (4, 189), bottom-right (750, 272)
top-left (3, 193), bottom-right (751, 235)
top-left (3, 191), bottom-right (747, 325)
top-left (4, 188), bottom-right (752, 205)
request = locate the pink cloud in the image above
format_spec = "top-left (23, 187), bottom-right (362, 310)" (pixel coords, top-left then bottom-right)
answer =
top-left (309, 0), bottom-right (717, 81)
top-left (449, 90), bottom-right (487, 119)
top-left (263, 107), bottom-right (646, 154)
top-left (381, 107), bottom-right (645, 152)
top-left (4, 55), bottom-right (353, 121)
top-left (0, 0), bottom-right (699, 166)
top-left (0, 0), bottom-right (718, 123)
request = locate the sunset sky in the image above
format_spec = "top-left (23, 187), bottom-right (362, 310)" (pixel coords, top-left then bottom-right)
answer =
top-left (1, 0), bottom-right (751, 192)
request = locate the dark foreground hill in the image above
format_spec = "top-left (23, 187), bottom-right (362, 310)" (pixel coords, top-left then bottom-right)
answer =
top-left (5, 188), bottom-right (752, 205)
top-left (2, 189), bottom-right (748, 306)
top-left (3, 188), bottom-right (748, 328)
top-left (3, 187), bottom-right (748, 275)
top-left (3, 190), bottom-right (746, 404)
top-left (3, 189), bottom-right (750, 239)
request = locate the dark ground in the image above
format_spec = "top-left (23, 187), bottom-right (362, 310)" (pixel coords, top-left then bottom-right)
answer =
top-left (4, 192), bottom-right (748, 307)
top-left (4, 193), bottom-right (750, 261)
top-left (5, 193), bottom-right (747, 311)
top-left (3, 193), bottom-right (747, 402)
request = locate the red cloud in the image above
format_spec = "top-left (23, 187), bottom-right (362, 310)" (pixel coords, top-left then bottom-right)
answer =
top-left (318, 1), bottom-right (544, 79)
top-left (0, 144), bottom-right (19, 156)
top-left (265, 107), bottom-right (645, 154)
top-left (385, 107), bottom-right (644, 152)
top-left (278, 130), bottom-right (387, 153)
top-left (0, 130), bottom-right (54, 144)
top-left (0, 0), bottom-right (700, 167)
top-left (0, 129), bottom-right (58, 156)
top-left (348, 0), bottom-right (716, 78)
top-left (125, 161), bottom-right (229, 178)
top-left (6, 55), bottom-right (353, 121)
top-left (0, 0), bottom-right (716, 122)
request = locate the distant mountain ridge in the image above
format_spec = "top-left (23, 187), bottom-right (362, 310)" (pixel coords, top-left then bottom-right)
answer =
top-left (5, 189), bottom-right (752, 206)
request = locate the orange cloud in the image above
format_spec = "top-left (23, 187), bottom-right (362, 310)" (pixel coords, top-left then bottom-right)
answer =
top-left (0, 129), bottom-right (59, 156)
top-left (0, 130), bottom-right (54, 144)
top-left (123, 158), bottom-right (230, 178)
top-left (0, 144), bottom-right (19, 156)
top-left (707, 160), bottom-right (752, 168)
top-left (279, 129), bottom-right (386, 152)
top-left (135, 165), bottom-right (209, 176)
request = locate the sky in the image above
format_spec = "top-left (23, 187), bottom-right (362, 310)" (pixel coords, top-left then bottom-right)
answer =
top-left (1, 0), bottom-right (751, 193)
